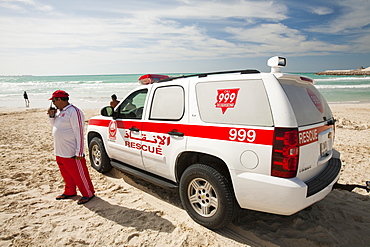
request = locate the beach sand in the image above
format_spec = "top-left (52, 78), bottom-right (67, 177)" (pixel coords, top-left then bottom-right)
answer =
top-left (0, 103), bottom-right (369, 246)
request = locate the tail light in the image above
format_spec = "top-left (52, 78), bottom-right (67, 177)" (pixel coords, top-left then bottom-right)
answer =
top-left (271, 128), bottom-right (299, 178)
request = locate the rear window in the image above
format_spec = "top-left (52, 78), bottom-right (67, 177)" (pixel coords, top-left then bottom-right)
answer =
top-left (280, 79), bottom-right (333, 126)
top-left (196, 80), bottom-right (273, 126)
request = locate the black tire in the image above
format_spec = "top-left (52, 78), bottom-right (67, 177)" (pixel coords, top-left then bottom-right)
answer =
top-left (179, 163), bottom-right (239, 229)
top-left (88, 137), bottom-right (112, 173)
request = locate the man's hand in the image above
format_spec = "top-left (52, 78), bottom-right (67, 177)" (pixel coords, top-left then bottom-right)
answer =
top-left (47, 108), bottom-right (56, 118)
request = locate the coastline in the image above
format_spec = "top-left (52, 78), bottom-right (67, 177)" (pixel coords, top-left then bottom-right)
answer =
top-left (316, 68), bottom-right (370, 75)
top-left (0, 103), bottom-right (369, 246)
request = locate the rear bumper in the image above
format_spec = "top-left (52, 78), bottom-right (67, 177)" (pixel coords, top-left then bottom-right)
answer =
top-left (232, 157), bottom-right (341, 215)
top-left (305, 157), bottom-right (341, 197)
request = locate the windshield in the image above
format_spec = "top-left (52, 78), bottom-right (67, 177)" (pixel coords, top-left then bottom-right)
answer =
top-left (280, 79), bottom-right (333, 126)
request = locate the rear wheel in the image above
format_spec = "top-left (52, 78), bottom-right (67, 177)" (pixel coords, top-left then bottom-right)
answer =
top-left (89, 137), bottom-right (112, 173)
top-left (179, 163), bottom-right (238, 229)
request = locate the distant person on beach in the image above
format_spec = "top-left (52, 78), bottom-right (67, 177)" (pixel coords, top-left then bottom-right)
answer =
top-left (110, 94), bottom-right (120, 108)
top-left (23, 91), bottom-right (30, 107)
top-left (47, 90), bottom-right (95, 205)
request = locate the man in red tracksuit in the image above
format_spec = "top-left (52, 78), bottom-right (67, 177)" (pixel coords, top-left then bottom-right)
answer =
top-left (48, 90), bottom-right (95, 205)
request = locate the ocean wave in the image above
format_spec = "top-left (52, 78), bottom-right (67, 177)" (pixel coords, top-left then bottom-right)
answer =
top-left (315, 77), bottom-right (370, 82)
top-left (316, 84), bottom-right (370, 89)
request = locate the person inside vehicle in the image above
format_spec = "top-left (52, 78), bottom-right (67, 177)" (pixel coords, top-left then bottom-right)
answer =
top-left (124, 98), bottom-right (136, 111)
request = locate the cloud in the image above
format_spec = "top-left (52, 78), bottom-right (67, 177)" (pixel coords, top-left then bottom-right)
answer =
top-left (0, 0), bottom-right (289, 57)
top-left (157, 0), bottom-right (288, 21)
top-left (0, 0), bottom-right (368, 75)
top-left (0, 2), bottom-right (24, 12)
top-left (0, 0), bottom-right (53, 12)
top-left (225, 23), bottom-right (349, 55)
top-left (306, 0), bottom-right (370, 34)
top-left (351, 33), bottom-right (370, 53)
top-left (309, 6), bottom-right (333, 15)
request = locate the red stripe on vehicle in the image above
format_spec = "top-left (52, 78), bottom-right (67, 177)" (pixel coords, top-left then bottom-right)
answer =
top-left (299, 125), bottom-right (332, 146)
top-left (186, 125), bottom-right (274, 145)
top-left (90, 119), bottom-right (273, 145)
top-left (89, 119), bottom-right (333, 147)
top-left (88, 119), bottom-right (111, 127)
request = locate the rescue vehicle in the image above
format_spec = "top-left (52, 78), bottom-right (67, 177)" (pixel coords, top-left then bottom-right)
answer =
top-left (87, 56), bottom-right (342, 229)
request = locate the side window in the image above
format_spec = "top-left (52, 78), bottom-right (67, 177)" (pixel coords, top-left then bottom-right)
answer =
top-left (196, 80), bottom-right (273, 126)
top-left (150, 86), bottom-right (184, 121)
top-left (117, 89), bottom-right (148, 119)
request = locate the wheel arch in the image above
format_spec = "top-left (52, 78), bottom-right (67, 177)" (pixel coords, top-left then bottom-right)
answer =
top-left (175, 152), bottom-right (232, 185)
top-left (87, 131), bottom-right (102, 144)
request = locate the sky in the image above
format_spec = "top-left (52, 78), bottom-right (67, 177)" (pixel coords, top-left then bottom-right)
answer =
top-left (0, 0), bottom-right (369, 75)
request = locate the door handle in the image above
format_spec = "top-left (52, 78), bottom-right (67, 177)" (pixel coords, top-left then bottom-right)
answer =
top-left (327, 118), bottom-right (336, 126)
top-left (129, 127), bottom-right (140, 132)
top-left (168, 130), bottom-right (184, 137)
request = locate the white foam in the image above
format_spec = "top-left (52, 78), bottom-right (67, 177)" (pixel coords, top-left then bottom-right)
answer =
top-left (315, 84), bottom-right (370, 89)
top-left (315, 77), bottom-right (370, 82)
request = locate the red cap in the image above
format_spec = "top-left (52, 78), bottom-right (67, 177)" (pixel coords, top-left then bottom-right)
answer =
top-left (49, 90), bottom-right (69, 100)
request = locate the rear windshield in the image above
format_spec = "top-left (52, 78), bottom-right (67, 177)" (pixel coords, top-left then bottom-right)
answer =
top-left (280, 79), bottom-right (333, 126)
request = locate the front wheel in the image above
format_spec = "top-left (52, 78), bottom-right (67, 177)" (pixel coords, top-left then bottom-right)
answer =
top-left (88, 137), bottom-right (112, 173)
top-left (179, 163), bottom-right (239, 229)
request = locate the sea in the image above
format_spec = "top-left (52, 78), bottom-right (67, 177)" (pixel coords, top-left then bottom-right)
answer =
top-left (1, 73), bottom-right (369, 110)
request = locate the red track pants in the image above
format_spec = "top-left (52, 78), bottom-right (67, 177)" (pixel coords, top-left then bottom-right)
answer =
top-left (56, 156), bottom-right (95, 198)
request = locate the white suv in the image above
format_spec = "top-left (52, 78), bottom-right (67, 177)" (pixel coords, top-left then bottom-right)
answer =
top-left (87, 56), bottom-right (341, 229)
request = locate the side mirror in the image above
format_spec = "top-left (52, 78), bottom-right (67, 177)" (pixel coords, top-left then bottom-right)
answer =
top-left (100, 106), bottom-right (114, 117)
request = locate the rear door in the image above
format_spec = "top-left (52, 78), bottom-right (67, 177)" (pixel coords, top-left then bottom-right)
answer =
top-left (280, 79), bottom-right (335, 181)
top-left (141, 83), bottom-right (188, 180)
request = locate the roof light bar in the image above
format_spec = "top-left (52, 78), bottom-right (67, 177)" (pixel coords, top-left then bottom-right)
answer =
top-left (138, 74), bottom-right (170, 85)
